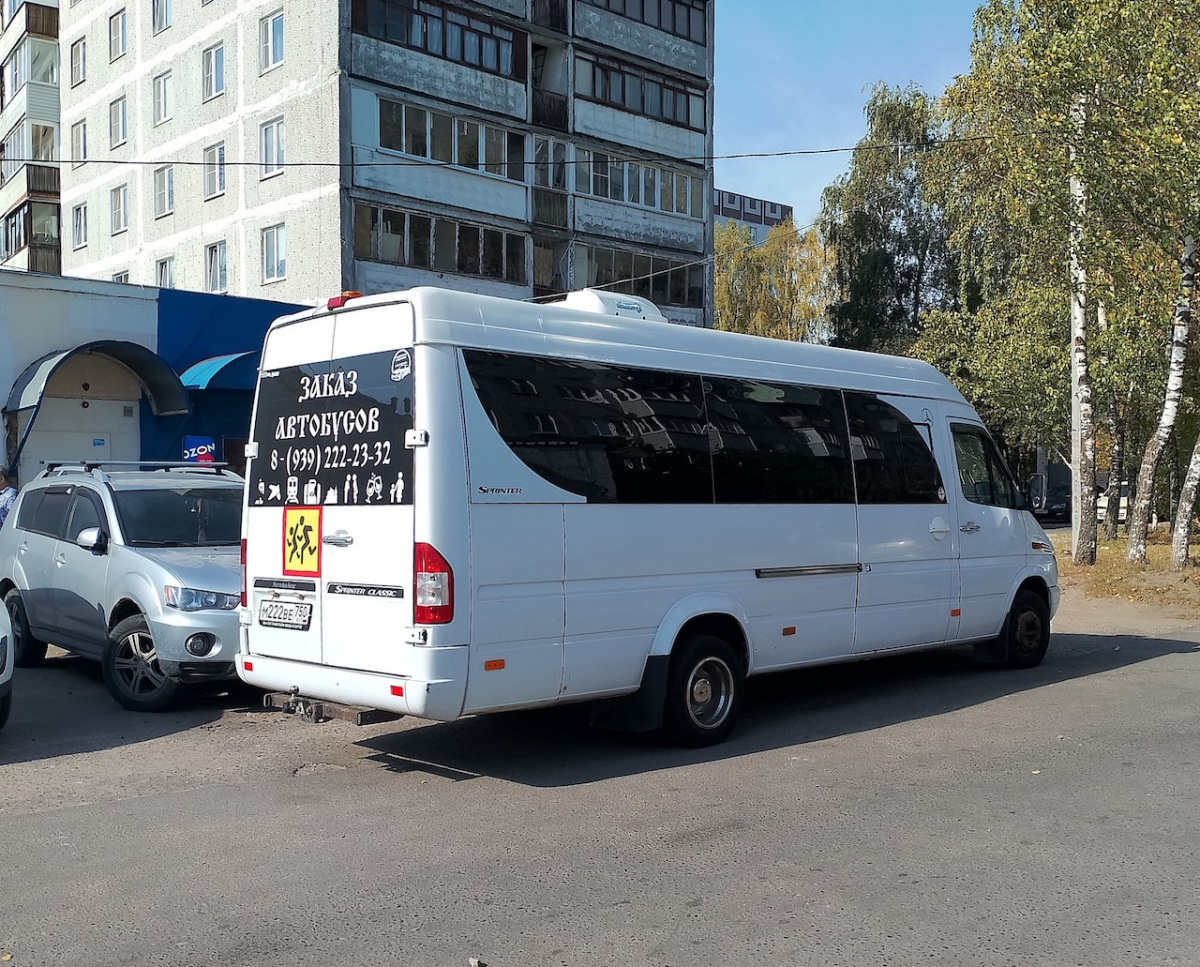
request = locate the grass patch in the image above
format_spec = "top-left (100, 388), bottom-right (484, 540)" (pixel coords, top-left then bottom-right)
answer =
top-left (1051, 526), bottom-right (1200, 616)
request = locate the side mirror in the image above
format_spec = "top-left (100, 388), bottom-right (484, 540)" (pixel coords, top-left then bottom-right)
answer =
top-left (75, 526), bottom-right (107, 553)
top-left (1028, 473), bottom-right (1047, 512)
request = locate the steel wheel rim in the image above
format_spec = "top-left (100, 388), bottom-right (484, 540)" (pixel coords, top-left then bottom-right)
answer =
top-left (686, 656), bottom-right (735, 730)
top-left (1014, 609), bottom-right (1044, 657)
top-left (113, 631), bottom-right (169, 697)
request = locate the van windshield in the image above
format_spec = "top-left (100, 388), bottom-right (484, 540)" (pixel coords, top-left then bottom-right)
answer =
top-left (114, 487), bottom-right (243, 546)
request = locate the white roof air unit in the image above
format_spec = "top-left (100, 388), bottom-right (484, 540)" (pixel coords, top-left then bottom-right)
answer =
top-left (555, 288), bottom-right (669, 322)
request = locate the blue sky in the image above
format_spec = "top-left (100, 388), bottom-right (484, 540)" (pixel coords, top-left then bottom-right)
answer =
top-left (714, 1), bottom-right (980, 226)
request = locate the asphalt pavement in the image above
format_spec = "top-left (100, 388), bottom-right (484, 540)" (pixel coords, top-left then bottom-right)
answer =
top-left (1, 589), bottom-right (1198, 967)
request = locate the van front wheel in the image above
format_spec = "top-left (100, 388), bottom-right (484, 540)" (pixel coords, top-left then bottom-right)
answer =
top-left (1003, 590), bottom-right (1051, 669)
top-left (663, 634), bottom-right (743, 747)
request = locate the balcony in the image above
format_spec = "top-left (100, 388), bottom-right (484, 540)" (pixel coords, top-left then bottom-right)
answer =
top-left (27, 240), bottom-right (59, 273)
top-left (7, 2), bottom-right (59, 38)
top-left (533, 187), bottom-right (568, 228)
top-left (531, 0), bottom-right (568, 33)
top-left (533, 90), bottom-right (568, 132)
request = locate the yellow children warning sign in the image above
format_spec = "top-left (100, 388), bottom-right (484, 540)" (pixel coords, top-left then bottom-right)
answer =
top-left (282, 506), bottom-right (322, 576)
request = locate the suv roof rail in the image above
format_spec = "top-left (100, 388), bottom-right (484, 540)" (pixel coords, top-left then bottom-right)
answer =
top-left (41, 460), bottom-right (238, 480)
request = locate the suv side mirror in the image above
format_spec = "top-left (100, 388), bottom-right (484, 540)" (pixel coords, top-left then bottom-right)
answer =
top-left (75, 527), bottom-right (107, 554)
top-left (1028, 473), bottom-right (1047, 512)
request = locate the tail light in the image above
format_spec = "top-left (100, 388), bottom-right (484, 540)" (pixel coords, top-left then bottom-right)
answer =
top-left (414, 542), bottom-right (453, 624)
top-left (240, 538), bottom-right (247, 607)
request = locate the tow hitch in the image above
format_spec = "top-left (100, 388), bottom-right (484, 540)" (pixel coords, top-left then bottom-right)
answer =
top-left (263, 690), bottom-right (403, 727)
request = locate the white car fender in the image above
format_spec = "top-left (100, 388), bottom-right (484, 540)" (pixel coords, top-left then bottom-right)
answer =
top-left (649, 591), bottom-right (752, 666)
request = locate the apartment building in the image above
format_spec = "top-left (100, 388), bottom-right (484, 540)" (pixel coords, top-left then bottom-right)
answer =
top-left (713, 189), bottom-right (793, 246)
top-left (58, 0), bottom-right (714, 324)
top-left (0, 0), bottom-right (61, 274)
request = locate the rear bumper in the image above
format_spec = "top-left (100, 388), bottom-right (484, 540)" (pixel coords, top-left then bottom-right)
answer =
top-left (236, 648), bottom-right (469, 722)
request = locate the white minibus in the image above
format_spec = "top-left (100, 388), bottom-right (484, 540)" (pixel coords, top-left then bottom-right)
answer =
top-left (238, 287), bottom-right (1059, 746)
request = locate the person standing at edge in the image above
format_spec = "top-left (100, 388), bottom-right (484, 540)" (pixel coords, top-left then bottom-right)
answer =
top-left (0, 469), bottom-right (16, 529)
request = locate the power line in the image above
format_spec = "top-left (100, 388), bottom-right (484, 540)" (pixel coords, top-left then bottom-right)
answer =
top-left (0, 133), bottom-right (995, 173)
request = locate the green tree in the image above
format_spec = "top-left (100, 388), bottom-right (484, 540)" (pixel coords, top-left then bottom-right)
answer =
top-left (819, 84), bottom-right (959, 353)
top-left (925, 0), bottom-right (1200, 564)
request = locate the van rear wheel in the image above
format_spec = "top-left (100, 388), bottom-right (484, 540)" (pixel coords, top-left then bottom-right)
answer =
top-left (663, 634), bottom-right (743, 747)
top-left (1003, 590), bottom-right (1051, 669)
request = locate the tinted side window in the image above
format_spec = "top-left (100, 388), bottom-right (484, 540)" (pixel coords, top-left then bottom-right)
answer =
top-left (15, 489), bottom-right (45, 530)
top-left (844, 393), bottom-right (944, 504)
top-left (952, 425), bottom-right (1019, 508)
top-left (463, 351), bottom-right (713, 503)
top-left (29, 489), bottom-right (72, 538)
top-left (65, 492), bottom-right (104, 540)
top-left (704, 378), bottom-right (853, 503)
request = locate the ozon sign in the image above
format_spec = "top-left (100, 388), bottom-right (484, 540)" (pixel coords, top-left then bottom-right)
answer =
top-left (183, 435), bottom-right (217, 463)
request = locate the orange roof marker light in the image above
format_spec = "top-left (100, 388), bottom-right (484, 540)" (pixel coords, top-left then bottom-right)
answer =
top-left (326, 291), bottom-right (363, 310)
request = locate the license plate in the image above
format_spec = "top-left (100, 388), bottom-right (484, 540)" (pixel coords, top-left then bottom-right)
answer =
top-left (258, 600), bottom-right (313, 631)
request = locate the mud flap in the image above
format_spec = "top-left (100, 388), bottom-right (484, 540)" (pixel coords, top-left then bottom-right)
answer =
top-left (588, 654), bottom-right (670, 732)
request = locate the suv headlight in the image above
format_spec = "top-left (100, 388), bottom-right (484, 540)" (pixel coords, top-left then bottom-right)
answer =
top-left (164, 586), bottom-right (240, 612)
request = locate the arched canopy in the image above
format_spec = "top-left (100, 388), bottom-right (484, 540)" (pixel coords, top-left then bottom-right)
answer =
top-left (5, 340), bottom-right (190, 416)
top-left (179, 351), bottom-right (260, 391)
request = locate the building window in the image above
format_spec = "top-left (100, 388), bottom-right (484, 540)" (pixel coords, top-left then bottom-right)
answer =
top-left (378, 96), bottom-right (522, 181)
top-left (578, 0), bottom-right (707, 44)
top-left (152, 0), bottom-right (171, 34)
top-left (112, 270), bottom-right (129, 283)
top-left (203, 141), bottom-right (225, 198)
top-left (110, 184), bottom-right (128, 234)
top-left (574, 51), bottom-right (705, 130)
top-left (153, 165), bottom-right (174, 217)
top-left (575, 242), bottom-right (703, 308)
top-left (533, 136), bottom-right (569, 190)
top-left (109, 10), bottom-right (127, 60)
top-left (109, 96), bottom-right (127, 147)
top-left (72, 203), bottom-right (87, 249)
top-left (262, 223), bottom-right (285, 282)
top-left (260, 116), bottom-right (284, 177)
top-left (202, 43), bottom-right (224, 100)
top-left (350, 0), bottom-right (527, 81)
top-left (156, 256), bottom-right (175, 288)
top-left (152, 72), bottom-right (173, 124)
top-left (259, 11), bottom-right (283, 71)
top-left (2, 204), bottom-right (27, 259)
top-left (70, 120), bottom-right (87, 167)
top-left (353, 202), bottom-right (527, 284)
top-left (574, 148), bottom-right (704, 219)
top-left (70, 38), bottom-right (86, 86)
top-left (205, 240), bottom-right (227, 292)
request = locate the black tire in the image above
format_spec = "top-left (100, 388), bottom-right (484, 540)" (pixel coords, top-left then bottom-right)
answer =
top-left (5, 589), bottom-right (47, 668)
top-left (1003, 589), bottom-right (1051, 669)
top-left (102, 615), bottom-right (181, 712)
top-left (0, 691), bottom-right (10, 731)
top-left (663, 634), bottom-right (744, 747)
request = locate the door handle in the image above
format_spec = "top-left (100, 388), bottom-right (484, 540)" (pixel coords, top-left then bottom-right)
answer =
top-left (322, 531), bottom-right (354, 547)
top-left (960, 522), bottom-right (981, 533)
top-left (54, 554), bottom-right (67, 566)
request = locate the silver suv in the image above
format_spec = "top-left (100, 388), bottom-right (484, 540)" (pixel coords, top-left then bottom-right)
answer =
top-left (0, 599), bottom-right (11, 730)
top-left (0, 463), bottom-right (244, 711)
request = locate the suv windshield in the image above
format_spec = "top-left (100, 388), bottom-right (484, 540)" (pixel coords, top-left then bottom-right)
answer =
top-left (114, 487), bottom-right (242, 546)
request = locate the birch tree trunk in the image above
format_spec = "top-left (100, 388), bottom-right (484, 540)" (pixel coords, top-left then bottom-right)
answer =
top-left (1068, 95), bottom-right (1098, 565)
top-left (1127, 236), bottom-right (1197, 563)
top-left (1100, 387), bottom-right (1131, 541)
top-left (1171, 431), bottom-right (1200, 569)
